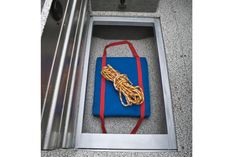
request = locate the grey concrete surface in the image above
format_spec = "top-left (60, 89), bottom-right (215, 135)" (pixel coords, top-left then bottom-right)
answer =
top-left (41, 0), bottom-right (53, 34)
top-left (41, 0), bottom-right (192, 156)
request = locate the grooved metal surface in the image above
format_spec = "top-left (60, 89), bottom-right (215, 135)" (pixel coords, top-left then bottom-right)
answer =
top-left (41, 0), bottom-right (88, 149)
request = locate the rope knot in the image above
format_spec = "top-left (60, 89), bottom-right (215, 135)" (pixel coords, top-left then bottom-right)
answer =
top-left (101, 64), bottom-right (144, 107)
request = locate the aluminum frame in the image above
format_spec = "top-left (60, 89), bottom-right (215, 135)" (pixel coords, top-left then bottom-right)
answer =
top-left (41, 0), bottom-right (89, 149)
top-left (75, 16), bottom-right (177, 151)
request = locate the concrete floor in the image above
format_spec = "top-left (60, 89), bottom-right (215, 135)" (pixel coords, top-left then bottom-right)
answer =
top-left (41, 0), bottom-right (192, 156)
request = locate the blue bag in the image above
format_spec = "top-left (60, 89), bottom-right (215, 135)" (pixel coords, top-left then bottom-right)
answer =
top-left (93, 54), bottom-right (150, 117)
top-left (92, 41), bottom-right (151, 133)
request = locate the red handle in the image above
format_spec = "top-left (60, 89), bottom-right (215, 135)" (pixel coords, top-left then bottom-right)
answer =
top-left (103, 40), bottom-right (139, 58)
top-left (100, 40), bottom-right (145, 134)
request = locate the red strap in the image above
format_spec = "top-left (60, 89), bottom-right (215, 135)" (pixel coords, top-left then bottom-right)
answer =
top-left (100, 40), bottom-right (145, 134)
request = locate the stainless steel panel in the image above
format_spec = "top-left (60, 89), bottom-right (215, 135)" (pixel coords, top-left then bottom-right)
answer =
top-left (91, 0), bottom-right (159, 12)
top-left (41, 0), bottom-right (89, 149)
top-left (41, 0), bottom-right (72, 149)
top-left (78, 134), bottom-right (170, 149)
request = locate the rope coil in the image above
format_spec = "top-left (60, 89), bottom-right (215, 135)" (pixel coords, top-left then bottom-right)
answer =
top-left (101, 64), bottom-right (144, 107)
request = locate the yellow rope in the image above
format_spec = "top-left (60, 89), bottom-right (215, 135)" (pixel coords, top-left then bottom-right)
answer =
top-left (101, 64), bottom-right (144, 107)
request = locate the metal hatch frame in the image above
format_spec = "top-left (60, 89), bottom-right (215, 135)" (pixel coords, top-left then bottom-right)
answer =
top-left (75, 16), bottom-right (177, 151)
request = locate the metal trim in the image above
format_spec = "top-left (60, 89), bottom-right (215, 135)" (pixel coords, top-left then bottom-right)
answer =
top-left (154, 18), bottom-right (177, 149)
top-left (41, 0), bottom-right (70, 120)
top-left (75, 16), bottom-right (94, 139)
top-left (43, 0), bottom-right (81, 149)
top-left (78, 134), bottom-right (170, 149)
top-left (74, 148), bottom-right (177, 153)
top-left (74, 16), bottom-right (177, 151)
top-left (62, 0), bottom-right (88, 147)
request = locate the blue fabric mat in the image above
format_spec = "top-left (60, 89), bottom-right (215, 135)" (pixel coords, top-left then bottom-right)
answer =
top-left (93, 57), bottom-right (150, 117)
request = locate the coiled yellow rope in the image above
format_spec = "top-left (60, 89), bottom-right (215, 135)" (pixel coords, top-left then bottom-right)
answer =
top-left (101, 64), bottom-right (144, 107)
